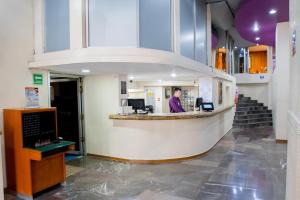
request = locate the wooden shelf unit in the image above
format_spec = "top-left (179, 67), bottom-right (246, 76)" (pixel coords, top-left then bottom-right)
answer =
top-left (4, 108), bottom-right (75, 198)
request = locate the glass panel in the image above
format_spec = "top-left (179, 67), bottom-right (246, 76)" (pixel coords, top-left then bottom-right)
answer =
top-left (195, 0), bottom-right (207, 64)
top-left (139, 0), bottom-right (172, 51)
top-left (88, 0), bottom-right (137, 47)
top-left (180, 0), bottom-right (195, 60)
top-left (44, 0), bottom-right (70, 52)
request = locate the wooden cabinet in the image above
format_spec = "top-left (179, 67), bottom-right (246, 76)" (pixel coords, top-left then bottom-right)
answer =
top-left (4, 108), bottom-right (75, 198)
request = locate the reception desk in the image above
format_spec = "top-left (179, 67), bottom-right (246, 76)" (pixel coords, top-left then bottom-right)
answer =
top-left (104, 105), bottom-right (235, 163)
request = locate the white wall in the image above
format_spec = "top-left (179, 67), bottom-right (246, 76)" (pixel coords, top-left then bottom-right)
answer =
top-left (272, 22), bottom-right (290, 140)
top-left (286, 0), bottom-right (300, 198)
top-left (238, 84), bottom-right (269, 106)
top-left (235, 73), bottom-right (272, 108)
top-left (199, 77), bottom-right (213, 103)
top-left (144, 87), bottom-right (163, 113)
top-left (84, 75), bottom-right (121, 156)
top-left (199, 77), bottom-right (235, 109)
top-left (0, 0), bottom-right (49, 196)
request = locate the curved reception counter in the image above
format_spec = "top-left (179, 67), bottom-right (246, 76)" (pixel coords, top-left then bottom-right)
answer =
top-left (106, 105), bottom-right (235, 163)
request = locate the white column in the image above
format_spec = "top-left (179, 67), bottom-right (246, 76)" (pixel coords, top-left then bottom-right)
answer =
top-left (70, 0), bottom-right (85, 49)
top-left (206, 4), bottom-right (212, 66)
top-left (286, 0), bottom-right (300, 198)
top-left (172, 0), bottom-right (181, 55)
top-left (34, 0), bottom-right (44, 54)
top-left (272, 22), bottom-right (290, 141)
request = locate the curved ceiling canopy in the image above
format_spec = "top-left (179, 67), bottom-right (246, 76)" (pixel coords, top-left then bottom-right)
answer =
top-left (235, 0), bottom-right (289, 46)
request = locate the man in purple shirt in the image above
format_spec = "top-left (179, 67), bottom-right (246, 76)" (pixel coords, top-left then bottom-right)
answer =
top-left (169, 88), bottom-right (185, 113)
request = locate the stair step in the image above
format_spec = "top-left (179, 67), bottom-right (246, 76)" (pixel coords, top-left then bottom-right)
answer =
top-left (239, 97), bottom-right (251, 101)
top-left (236, 106), bottom-right (268, 111)
top-left (234, 113), bottom-right (272, 120)
top-left (234, 94), bottom-right (273, 128)
top-left (234, 117), bottom-right (273, 124)
top-left (237, 103), bottom-right (264, 107)
top-left (233, 121), bottom-right (273, 128)
top-left (235, 110), bottom-right (272, 115)
top-left (237, 100), bottom-right (258, 104)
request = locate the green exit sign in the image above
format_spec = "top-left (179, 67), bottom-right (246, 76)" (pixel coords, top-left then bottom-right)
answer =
top-left (33, 74), bottom-right (43, 85)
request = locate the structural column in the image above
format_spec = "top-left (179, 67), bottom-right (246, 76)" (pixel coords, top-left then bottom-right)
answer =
top-left (70, 0), bottom-right (86, 49)
top-left (286, 0), bottom-right (300, 198)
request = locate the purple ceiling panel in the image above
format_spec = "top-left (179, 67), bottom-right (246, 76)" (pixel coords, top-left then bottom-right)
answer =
top-left (235, 0), bottom-right (289, 46)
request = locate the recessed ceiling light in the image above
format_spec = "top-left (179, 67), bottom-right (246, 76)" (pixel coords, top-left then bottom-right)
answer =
top-left (269, 9), bottom-right (277, 15)
top-left (255, 37), bottom-right (261, 41)
top-left (81, 69), bottom-right (90, 73)
top-left (253, 22), bottom-right (260, 32)
top-left (128, 75), bottom-right (134, 80)
top-left (171, 73), bottom-right (177, 78)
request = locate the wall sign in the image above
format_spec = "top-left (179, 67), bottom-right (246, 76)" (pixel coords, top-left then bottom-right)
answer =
top-left (33, 74), bottom-right (43, 85)
top-left (25, 87), bottom-right (39, 108)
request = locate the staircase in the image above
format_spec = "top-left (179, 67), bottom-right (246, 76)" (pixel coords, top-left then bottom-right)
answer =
top-left (233, 94), bottom-right (273, 128)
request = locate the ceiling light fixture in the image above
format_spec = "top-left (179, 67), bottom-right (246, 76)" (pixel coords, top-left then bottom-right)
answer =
top-left (253, 22), bottom-right (260, 32)
top-left (81, 69), bottom-right (90, 73)
top-left (255, 37), bottom-right (261, 41)
top-left (171, 73), bottom-right (177, 78)
top-left (269, 9), bottom-right (277, 15)
top-left (128, 75), bottom-right (134, 80)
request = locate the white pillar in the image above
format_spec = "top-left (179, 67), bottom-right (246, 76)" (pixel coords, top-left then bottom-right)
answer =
top-left (272, 22), bottom-right (290, 141)
top-left (70, 0), bottom-right (85, 49)
top-left (206, 4), bottom-right (212, 66)
top-left (34, 0), bottom-right (44, 54)
top-left (172, 0), bottom-right (181, 55)
top-left (286, 0), bottom-right (300, 198)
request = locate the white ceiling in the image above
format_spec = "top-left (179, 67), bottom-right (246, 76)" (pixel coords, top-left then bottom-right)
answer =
top-left (41, 62), bottom-right (208, 81)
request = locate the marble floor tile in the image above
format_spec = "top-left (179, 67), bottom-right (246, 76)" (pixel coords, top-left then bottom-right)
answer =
top-left (5, 127), bottom-right (287, 200)
top-left (182, 160), bottom-right (219, 168)
top-left (136, 190), bottom-right (192, 200)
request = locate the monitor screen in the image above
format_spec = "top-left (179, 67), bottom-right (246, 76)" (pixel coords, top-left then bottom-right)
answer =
top-left (128, 99), bottom-right (145, 111)
top-left (203, 104), bottom-right (213, 109)
top-left (201, 102), bottom-right (214, 111)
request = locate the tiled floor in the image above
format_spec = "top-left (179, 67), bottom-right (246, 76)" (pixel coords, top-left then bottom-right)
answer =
top-left (5, 127), bottom-right (287, 200)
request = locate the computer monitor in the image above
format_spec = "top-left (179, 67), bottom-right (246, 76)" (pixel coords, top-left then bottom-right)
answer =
top-left (128, 99), bottom-right (145, 113)
top-left (195, 98), bottom-right (203, 108)
top-left (201, 102), bottom-right (214, 112)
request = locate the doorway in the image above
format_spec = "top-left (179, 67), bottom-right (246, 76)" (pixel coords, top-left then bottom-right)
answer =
top-left (50, 74), bottom-right (84, 156)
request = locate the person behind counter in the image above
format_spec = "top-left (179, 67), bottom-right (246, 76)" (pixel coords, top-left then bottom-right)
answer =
top-left (169, 88), bottom-right (185, 113)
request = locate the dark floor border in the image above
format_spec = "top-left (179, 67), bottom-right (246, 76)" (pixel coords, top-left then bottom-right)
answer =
top-left (87, 128), bottom-right (233, 164)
